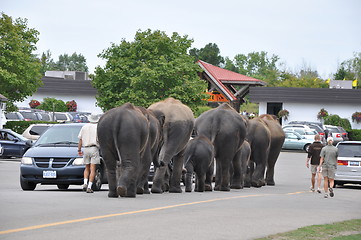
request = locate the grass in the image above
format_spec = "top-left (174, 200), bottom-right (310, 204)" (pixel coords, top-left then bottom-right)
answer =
top-left (257, 219), bottom-right (361, 240)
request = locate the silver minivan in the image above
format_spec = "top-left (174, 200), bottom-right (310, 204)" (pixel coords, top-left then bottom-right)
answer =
top-left (335, 141), bottom-right (361, 186)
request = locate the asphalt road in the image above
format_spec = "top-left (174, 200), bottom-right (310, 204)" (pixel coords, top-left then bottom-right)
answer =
top-left (0, 151), bottom-right (360, 240)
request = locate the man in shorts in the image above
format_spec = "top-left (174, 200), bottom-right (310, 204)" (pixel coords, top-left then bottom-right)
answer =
top-left (306, 134), bottom-right (324, 193)
top-left (319, 137), bottom-right (338, 198)
top-left (78, 114), bottom-right (100, 193)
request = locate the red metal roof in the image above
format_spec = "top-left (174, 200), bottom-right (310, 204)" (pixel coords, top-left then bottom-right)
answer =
top-left (198, 60), bottom-right (265, 83)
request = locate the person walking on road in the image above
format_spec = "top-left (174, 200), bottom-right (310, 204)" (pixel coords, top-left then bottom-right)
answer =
top-left (319, 137), bottom-right (338, 198)
top-left (78, 114), bottom-right (100, 193)
top-left (306, 134), bottom-right (324, 193)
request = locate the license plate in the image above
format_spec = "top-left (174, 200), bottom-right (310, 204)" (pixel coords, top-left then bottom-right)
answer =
top-left (349, 161), bottom-right (360, 167)
top-left (43, 171), bottom-right (57, 178)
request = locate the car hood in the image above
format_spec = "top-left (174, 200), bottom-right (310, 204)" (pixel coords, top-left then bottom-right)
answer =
top-left (24, 146), bottom-right (78, 158)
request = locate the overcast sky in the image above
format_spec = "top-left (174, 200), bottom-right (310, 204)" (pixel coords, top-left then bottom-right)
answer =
top-left (2, 0), bottom-right (361, 78)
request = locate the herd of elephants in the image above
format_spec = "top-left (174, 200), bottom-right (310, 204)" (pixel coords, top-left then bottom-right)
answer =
top-left (97, 97), bottom-right (286, 198)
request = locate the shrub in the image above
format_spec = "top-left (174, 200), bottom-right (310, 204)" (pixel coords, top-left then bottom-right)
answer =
top-left (194, 106), bottom-right (212, 118)
top-left (37, 97), bottom-right (67, 112)
top-left (348, 129), bottom-right (361, 141)
top-left (324, 114), bottom-right (351, 130)
top-left (4, 120), bottom-right (56, 134)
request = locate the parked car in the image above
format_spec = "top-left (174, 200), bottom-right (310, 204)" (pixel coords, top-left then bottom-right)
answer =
top-left (324, 125), bottom-right (347, 145)
top-left (0, 129), bottom-right (32, 158)
top-left (19, 111), bottom-right (42, 121)
top-left (5, 112), bottom-right (25, 121)
top-left (52, 112), bottom-right (73, 123)
top-left (282, 131), bottom-right (313, 152)
top-left (282, 125), bottom-right (320, 143)
top-left (20, 123), bottom-right (106, 191)
top-left (68, 112), bottom-right (90, 123)
top-left (335, 141), bottom-right (361, 186)
top-left (287, 121), bottom-right (326, 140)
top-left (38, 112), bottom-right (53, 122)
top-left (22, 123), bottom-right (54, 141)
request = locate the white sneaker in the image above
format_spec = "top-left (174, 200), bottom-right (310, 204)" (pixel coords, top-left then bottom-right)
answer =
top-left (82, 184), bottom-right (87, 191)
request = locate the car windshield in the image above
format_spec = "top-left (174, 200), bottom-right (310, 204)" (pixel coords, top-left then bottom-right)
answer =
top-left (35, 125), bottom-right (83, 146)
top-left (338, 143), bottom-right (361, 157)
top-left (29, 126), bottom-right (51, 135)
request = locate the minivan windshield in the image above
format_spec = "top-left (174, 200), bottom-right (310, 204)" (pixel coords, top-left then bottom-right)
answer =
top-left (338, 143), bottom-right (361, 157)
top-left (35, 124), bottom-right (83, 146)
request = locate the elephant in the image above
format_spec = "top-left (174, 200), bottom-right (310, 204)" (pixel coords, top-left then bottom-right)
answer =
top-left (148, 97), bottom-right (195, 193)
top-left (135, 107), bottom-right (164, 194)
top-left (244, 114), bottom-right (285, 187)
top-left (183, 135), bottom-right (215, 192)
top-left (230, 140), bottom-right (251, 189)
top-left (194, 103), bottom-right (247, 191)
top-left (97, 103), bottom-right (150, 198)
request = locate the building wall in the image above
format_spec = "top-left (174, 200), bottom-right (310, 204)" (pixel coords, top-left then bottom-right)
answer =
top-left (259, 101), bottom-right (361, 129)
top-left (16, 93), bottom-right (103, 114)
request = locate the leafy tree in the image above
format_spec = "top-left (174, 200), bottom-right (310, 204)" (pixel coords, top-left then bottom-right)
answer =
top-left (223, 57), bottom-right (239, 73)
top-left (40, 50), bottom-right (56, 75)
top-left (277, 70), bottom-right (328, 88)
top-left (334, 52), bottom-right (361, 87)
top-left (53, 52), bottom-right (88, 72)
top-left (189, 43), bottom-right (224, 66)
top-left (233, 51), bottom-right (281, 86)
top-left (93, 29), bottom-right (207, 111)
top-left (37, 97), bottom-right (67, 112)
top-left (0, 13), bottom-right (43, 109)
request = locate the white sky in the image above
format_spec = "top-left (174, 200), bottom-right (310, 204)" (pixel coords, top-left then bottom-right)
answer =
top-left (2, 0), bottom-right (361, 78)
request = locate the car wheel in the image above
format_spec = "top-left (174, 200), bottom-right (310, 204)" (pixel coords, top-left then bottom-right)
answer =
top-left (304, 144), bottom-right (310, 152)
top-left (57, 184), bottom-right (69, 190)
top-left (92, 165), bottom-right (103, 191)
top-left (20, 177), bottom-right (36, 191)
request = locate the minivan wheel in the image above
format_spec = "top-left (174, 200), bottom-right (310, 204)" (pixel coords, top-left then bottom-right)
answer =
top-left (92, 166), bottom-right (102, 191)
top-left (57, 184), bottom-right (69, 190)
top-left (20, 177), bottom-right (36, 191)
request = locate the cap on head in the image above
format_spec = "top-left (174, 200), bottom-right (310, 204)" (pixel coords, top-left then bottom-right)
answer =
top-left (88, 114), bottom-right (99, 123)
top-left (327, 137), bottom-right (334, 143)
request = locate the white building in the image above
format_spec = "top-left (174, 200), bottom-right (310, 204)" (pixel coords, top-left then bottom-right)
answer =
top-left (249, 87), bottom-right (361, 129)
top-left (15, 71), bottom-right (102, 114)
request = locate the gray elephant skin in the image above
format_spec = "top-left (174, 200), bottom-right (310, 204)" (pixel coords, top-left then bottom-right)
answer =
top-left (195, 103), bottom-right (247, 191)
top-left (245, 114), bottom-right (285, 187)
top-left (98, 103), bottom-right (153, 198)
top-left (184, 135), bottom-right (214, 192)
top-left (148, 98), bottom-right (194, 193)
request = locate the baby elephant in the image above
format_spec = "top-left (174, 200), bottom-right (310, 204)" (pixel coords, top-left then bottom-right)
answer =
top-left (184, 136), bottom-right (214, 192)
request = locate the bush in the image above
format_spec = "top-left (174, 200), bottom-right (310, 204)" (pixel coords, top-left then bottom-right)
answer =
top-left (37, 97), bottom-right (68, 112)
top-left (324, 114), bottom-right (351, 130)
top-left (348, 129), bottom-right (361, 141)
top-left (194, 106), bottom-right (212, 118)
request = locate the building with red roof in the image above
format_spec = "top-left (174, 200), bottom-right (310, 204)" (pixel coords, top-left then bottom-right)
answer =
top-left (197, 60), bottom-right (266, 111)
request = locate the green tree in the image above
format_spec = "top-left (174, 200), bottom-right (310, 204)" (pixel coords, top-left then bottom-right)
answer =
top-left (93, 29), bottom-right (207, 111)
top-left (223, 57), bottom-right (239, 73)
top-left (40, 50), bottom-right (56, 75)
top-left (0, 13), bottom-right (42, 109)
top-left (189, 43), bottom-right (224, 66)
top-left (53, 52), bottom-right (88, 72)
top-left (334, 52), bottom-right (361, 87)
top-left (277, 70), bottom-right (328, 88)
top-left (233, 51), bottom-right (281, 86)
top-left (37, 97), bottom-right (67, 112)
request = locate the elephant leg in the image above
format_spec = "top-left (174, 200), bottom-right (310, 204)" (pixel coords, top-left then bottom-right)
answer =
top-left (137, 146), bottom-right (152, 194)
top-left (218, 157), bottom-right (231, 191)
top-left (103, 150), bottom-right (118, 198)
top-left (117, 156), bottom-right (139, 198)
top-left (205, 161), bottom-right (214, 191)
top-left (244, 161), bottom-right (254, 188)
top-left (214, 159), bottom-right (222, 191)
top-left (230, 150), bottom-right (243, 189)
top-left (151, 148), bottom-right (173, 193)
top-left (185, 164), bottom-right (194, 192)
top-left (265, 147), bottom-right (282, 186)
top-left (169, 152), bottom-right (183, 193)
top-left (195, 173), bottom-right (206, 192)
top-left (250, 149), bottom-right (267, 188)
